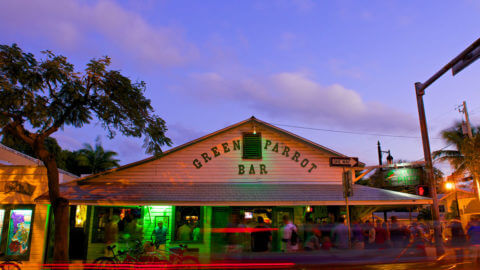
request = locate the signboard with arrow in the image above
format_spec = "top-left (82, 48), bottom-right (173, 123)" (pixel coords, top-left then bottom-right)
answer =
top-left (329, 157), bottom-right (359, 167)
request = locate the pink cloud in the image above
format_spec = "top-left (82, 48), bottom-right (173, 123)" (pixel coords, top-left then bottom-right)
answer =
top-left (0, 0), bottom-right (197, 67)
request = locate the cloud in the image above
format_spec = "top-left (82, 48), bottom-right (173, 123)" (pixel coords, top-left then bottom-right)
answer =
top-left (185, 71), bottom-right (417, 132)
top-left (0, 0), bottom-right (197, 67)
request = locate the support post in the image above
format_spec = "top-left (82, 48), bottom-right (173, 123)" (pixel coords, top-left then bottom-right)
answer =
top-left (415, 82), bottom-right (444, 256)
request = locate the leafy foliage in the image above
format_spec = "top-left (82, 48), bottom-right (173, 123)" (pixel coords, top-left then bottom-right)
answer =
top-left (0, 43), bottom-right (172, 154)
top-left (77, 136), bottom-right (119, 174)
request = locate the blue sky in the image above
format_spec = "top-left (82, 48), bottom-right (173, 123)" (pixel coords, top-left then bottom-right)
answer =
top-left (1, 0), bottom-right (480, 173)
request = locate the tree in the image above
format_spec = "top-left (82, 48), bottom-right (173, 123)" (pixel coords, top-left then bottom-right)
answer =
top-left (77, 136), bottom-right (119, 174)
top-left (433, 121), bottom-right (480, 176)
top-left (0, 44), bottom-right (172, 261)
top-left (459, 135), bottom-right (480, 200)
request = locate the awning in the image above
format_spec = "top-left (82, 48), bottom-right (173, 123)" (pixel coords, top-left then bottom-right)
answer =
top-left (36, 181), bottom-right (432, 206)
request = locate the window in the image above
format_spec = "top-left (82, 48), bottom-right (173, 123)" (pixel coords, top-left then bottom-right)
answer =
top-left (243, 133), bottom-right (262, 159)
top-left (174, 206), bottom-right (202, 242)
top-left (0, 205), bottom-right (35, 261)
top-left (91, 206), bottom-right (143, 243)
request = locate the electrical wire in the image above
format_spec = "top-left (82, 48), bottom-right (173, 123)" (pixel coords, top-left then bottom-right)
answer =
top-left (272, 123), bottom-right (442, 140)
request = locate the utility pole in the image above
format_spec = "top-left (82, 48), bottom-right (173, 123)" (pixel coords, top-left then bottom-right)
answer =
top-left (377, 141), bottom-right (382, 166)
top-left (462, 101), bottom-right (473, 138)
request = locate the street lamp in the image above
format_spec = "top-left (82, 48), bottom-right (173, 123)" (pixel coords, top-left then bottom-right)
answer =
top-left (445, 179), bottom-right (461, 220)
top-left (414, 37), bottom-right (480, 257)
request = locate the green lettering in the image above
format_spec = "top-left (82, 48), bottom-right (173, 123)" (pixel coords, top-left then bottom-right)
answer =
top-left (272, 143), bottom-right (279, 152)
top-left (193, 159), bottom-right (202, 169)
top-left (300, 158), bottom-right (309, 168)
top-left (222, 142), bottom-right (230, 153)
top-left (264, 140), bottom-right (272, 150)
top-left (211, 146), bottom-right (221, 157)
top-left (308, 163), bottom-right (317, 173)
top-left (201, 153), bottom-right (212, 163)
top-left (260, 164), bottom-right (268, 174)
top-left (249, 164), bottom-right (255, 175)
top-left (292, 151), bottom-right (300, 162)
top-left (233, 140), bottom-right (241, 151)
top-left (282, 146), bottom-right (290, 157)
top-left (238, 164), bottom-right (245, 175)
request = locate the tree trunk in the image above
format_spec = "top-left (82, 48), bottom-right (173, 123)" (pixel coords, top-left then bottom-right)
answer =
top-left (37, 146), bottom-right (70, 262)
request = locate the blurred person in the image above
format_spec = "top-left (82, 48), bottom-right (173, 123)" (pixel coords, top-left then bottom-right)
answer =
top-left (390, 216), bottom-right (406, 248)
top-left (151, 221), bottom-right (167, 250)
top-left (226, 213), bottom-right (242, 253)
top-left (321, 236), bottom-right (333, 250)
top-left (251, 216), bottom-right (272, 252)
top-left (332, 217), bottom-right (349, 249)
top-left (304, 228), bottom-right (322, 251)
top-left (351, 220), bottom-right (364, 249)
top-left (281, 215), bottom-right (299, 252)
top-left (192, 221), bottom-right (201, 241)
top-left (365, 220), bottom-right (376, 249)
top-left (448, 218), bottom-right (466, 262)
top-left (467, 217), bottom-right (480, 263)
top-left (177, 221), bottom-right (192, 241)
top-left (104, 215), bottom-right (119, 256)
top-left (375, 221), bottom-right (388, 249)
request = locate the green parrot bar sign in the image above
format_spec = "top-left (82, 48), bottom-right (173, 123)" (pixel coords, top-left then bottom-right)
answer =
top-left (384, 168), bottom-right (421, 186)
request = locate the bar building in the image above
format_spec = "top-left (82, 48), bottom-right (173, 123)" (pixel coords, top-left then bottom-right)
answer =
top-left (2, 117), bottom-right (432, 264)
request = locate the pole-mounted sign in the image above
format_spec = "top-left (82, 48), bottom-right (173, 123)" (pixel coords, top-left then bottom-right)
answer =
top-left (452, 45), bottom-right (480, 76)
top-left (330, 157), bottom-right (359, 167)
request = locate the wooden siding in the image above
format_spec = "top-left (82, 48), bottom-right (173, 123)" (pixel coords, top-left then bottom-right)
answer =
top-left (0, 166), bottom-right (48, 204)
top-left (85, 122), bottom-right (347, 184)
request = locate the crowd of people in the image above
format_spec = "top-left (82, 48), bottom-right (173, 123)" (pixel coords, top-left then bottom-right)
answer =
top-left (222, 212), bottom-right (480, 262)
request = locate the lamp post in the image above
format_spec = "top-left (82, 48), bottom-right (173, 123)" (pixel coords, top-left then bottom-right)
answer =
top-left (414, 37), bottom-right (480, 257)
top-left (445, 178), bottom-right (461, 220)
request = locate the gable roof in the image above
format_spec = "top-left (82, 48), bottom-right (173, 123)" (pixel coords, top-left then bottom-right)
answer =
top-left (77, 116), bottom-right (358, 183)
top-left (0, 143), bottom-right (78, 178)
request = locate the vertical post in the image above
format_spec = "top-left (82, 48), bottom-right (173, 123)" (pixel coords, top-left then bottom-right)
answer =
top-left (377, 141), bottom-right (383, 166)
top-left (453, 177), bottom-right (461, 219)
top-left (343, 167), bottom-right (351, 248)
top-left (463, 101), bottom-right (473, 139)
top-left (415, 82), bottom-right (444, 256)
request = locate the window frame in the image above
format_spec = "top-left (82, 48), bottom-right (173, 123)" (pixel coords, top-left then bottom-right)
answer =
top-left (242, 132), bottom-right (262, 159)
top-left (172, 206), bottom-right (203, 244)
top-left (91, 206), bottom-right (143, 244)
top-left (0, 204), bottom-right (36, 261)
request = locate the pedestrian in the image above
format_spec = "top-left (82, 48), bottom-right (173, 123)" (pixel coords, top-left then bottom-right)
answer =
top-left (251, 216), bottom-right (272, 252)
top-left (351, 220), bottom-right (364, 249)
top-left (390, 216), bottom-right (405, 248)
top-left (448, 218), bottom-right (466, 262)
top-left (151, 221), bottom-right (167, 250)
top-left (375, 220), bottom-right (387, 249)
top-left (365, 220), bottom-right (376, 249)
top-left (467, 217), bottom-right (480, 263)
top-left (281, 215), bottom-right (299, 252)
top-left (304, 228), bottom-right (322, 251)
top-left (332, 217), bottom-right (349, 249)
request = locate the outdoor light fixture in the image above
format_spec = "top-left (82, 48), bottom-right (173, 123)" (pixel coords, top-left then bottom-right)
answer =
top-left (445, 182), bottom-right (454, 190)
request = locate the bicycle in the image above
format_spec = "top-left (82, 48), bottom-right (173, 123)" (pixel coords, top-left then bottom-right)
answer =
top-left (0, 253), bottom-right (21, 270)
top-left (93, 241), bottom-right (199, 268)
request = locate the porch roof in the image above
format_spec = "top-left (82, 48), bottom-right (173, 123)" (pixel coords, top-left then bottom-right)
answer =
top-left (36, 182), bottom-right (432, 206)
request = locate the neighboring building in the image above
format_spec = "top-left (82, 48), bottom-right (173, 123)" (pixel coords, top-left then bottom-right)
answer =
top-left (36, 117), bottom-right (432, 262)
top-left (0, 143), bottom-right (77, 268)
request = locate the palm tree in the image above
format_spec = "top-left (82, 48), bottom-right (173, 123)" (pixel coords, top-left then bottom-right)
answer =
top-left (432, 121), bottom-right (480, 176)
top-left (78, 136), bottom-right (120, 174)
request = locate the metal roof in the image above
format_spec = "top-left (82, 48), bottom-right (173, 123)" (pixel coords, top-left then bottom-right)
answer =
top-left (36, 182), bottom-right (431, 206)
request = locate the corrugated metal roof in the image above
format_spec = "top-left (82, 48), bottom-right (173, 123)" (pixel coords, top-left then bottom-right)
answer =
top-left (36, 182), bottom-right (431, 206)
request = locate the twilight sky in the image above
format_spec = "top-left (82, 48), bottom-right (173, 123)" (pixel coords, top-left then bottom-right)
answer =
top-left (1, 0), bottom-right (480, 173)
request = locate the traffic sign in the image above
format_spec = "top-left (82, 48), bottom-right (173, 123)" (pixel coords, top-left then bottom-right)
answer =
top-left (452, 45), bottom-right (480, 76)
top-left (330, 157), bottom-right (359, 167)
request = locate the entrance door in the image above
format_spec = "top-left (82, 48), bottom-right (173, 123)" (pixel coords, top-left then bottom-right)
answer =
top-left (272, 207), bottom-right (294, 251)
top-left (211, 207), bottom-right (230, 255)
top-left (69, 205), bottom-right (91, 260)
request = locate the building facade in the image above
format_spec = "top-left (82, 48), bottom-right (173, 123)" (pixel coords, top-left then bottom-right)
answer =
top-left (36, 117), bottom-right (431, 262)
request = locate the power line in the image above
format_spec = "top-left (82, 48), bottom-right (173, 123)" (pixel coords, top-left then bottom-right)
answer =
top-left (273, 123), bottom-right (442, 140)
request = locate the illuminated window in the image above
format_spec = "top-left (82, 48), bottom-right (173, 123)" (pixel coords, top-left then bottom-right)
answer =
top-left (174, 206), bottom-right (202, 242)
top-left (0, 205), bottom-right (35, 261)
top-left (91, 206), bottom-right (143, 243)
top-left (243, 133), bottom-right (262, 159)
